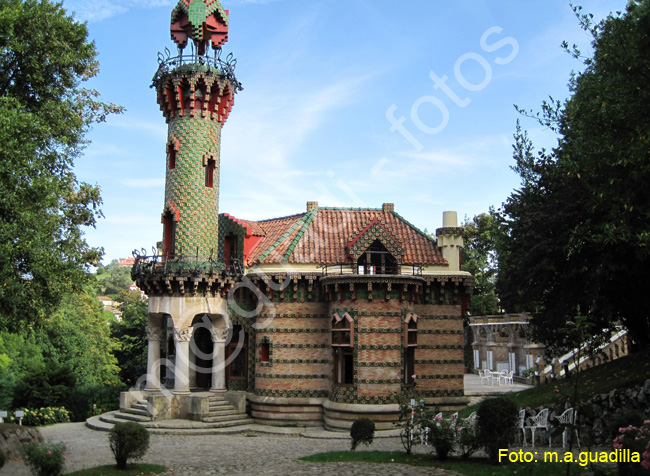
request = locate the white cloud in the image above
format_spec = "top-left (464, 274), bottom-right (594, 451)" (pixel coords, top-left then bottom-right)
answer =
top-left (63, 0), bottom-right (173, 22)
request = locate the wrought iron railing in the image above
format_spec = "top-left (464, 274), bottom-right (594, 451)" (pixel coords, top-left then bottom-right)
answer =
top-left (151, 46), bottom-right (243, 91)
top-left (318, 263), bottom-right (425, 277)
top-left (131, 248), bottom-right (243, 281)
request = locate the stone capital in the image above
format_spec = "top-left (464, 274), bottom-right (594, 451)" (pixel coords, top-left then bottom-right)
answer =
top-left (146, 327), bottom-right (163, 342)
top-left (210, 327), bottom-right (229, 343)
top-left (173, 326), bottom-right (194, 342)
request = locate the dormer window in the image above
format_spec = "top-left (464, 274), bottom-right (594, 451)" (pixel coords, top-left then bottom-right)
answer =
top-left (357, 240), bottom-right (398, 275)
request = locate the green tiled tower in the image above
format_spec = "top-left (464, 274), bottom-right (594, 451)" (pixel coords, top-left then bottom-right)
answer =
top-left (153, 0), bottom-right (240, 260)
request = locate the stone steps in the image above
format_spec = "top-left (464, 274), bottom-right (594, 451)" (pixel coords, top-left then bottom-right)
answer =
top-left (201, 396), bottom-right (253, 426)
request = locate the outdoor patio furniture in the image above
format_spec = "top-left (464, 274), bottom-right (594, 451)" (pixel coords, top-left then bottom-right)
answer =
top-left (553, 408), bottom-right (580, 448)
top-left (525, 408), bottom-right (549, 447)
top-left (501, 370), bottom-right (514, 386)
top-left (518, 409), bottom-right (528, 446)
top-left (478, 369), bottom-right (490, 385)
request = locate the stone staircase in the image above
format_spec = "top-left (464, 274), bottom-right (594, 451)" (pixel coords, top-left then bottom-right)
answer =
top-left (88, 394), bottom-right (253, 433)
top-left (98, 399), bottom-right (153, 426)
top-left (201, 395), bottom-right (252, 426)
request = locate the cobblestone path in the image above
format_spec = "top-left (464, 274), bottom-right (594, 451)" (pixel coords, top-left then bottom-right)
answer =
top-left (2, 423), bottom-right (459, 476)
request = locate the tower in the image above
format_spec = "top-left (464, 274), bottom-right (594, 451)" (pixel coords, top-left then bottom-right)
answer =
top-left (132, 0), bottom-right (243, 403)
top-left (154, 0), bottom-right (242, 260)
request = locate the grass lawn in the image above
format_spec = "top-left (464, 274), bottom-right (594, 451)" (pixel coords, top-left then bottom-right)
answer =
top-left (300, 450), bottom-right (617, 476)
top-left (460, 347), bottom-right (650, 417)
top-left (64, 464), bottom-right (167, 475)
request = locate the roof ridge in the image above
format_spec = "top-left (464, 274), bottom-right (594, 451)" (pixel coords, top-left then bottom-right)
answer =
top-left (282, 208), bottom-right (319, 261)
top-left (389, 211), bottom-right (438, 245)
top-left (256, 212), bottom-right (306, 223)
top-left (319, 207), bottom-right (382, 211)
top-left (257, 212), bottom-right (311, 262)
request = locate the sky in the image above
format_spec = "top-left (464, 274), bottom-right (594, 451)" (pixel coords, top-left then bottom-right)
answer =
top-left (60, 0), bottom-right (628, 265)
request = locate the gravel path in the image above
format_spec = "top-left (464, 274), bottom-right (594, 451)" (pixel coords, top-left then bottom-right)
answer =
top-left (2, 423), bottom-right (458, 476)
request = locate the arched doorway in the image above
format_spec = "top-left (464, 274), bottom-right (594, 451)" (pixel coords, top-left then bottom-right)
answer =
top-left (191, 315), bottom-right (214, 389)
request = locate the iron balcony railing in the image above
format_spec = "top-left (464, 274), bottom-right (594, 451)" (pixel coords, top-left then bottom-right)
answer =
top-left (131, 248), bottom-right (243, 281)
top-left (151, 46), bottom-right (243, 91)
top-left (318, 263), bottom-right (425, 277)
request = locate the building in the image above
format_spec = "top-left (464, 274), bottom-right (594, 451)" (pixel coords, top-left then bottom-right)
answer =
top-left (128, 0), bottom-right (473, 430)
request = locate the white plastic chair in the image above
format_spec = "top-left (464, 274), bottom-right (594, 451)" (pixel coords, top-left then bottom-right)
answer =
top-left (525, 408), bottom-right (549, 447)
top-left (478, 369), bottom-right (490, 385)
top-left (555, 408), bottom-right (580, 448)
top-left (502, 370), bottom-right (514, 386)
top-left (498, 369), bottom-right (508, 386)
top-left (518, 409), bottom-right (528, 446)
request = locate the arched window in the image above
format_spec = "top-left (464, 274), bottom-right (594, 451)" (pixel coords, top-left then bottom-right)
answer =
top-left (332, 313), bottom-right (354, 386)
top-left (404, 313), bottom-right (418, 386)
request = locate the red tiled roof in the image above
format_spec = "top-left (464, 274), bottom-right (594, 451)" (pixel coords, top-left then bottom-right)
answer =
top-left (241, 207), bottom-right (445, 266)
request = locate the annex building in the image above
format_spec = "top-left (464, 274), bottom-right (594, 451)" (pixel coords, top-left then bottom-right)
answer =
top-left (126, 0), bottom-right (474, 431)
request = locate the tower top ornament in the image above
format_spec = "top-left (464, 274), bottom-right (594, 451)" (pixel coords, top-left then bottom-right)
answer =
top-left (171, 0), bottom-right (229, 54)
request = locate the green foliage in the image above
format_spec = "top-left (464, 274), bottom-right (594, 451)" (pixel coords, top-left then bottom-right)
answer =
top-left (64, 464), bottom-right (168, 476)
top-left (461, 211), bottom-right (503, 316)
top-left (476, 397), bottom-right (518, 464)
top-left (95, 262), bottom-right (134, 297)
top-left (350, 417), bottom-right (375, 451)
top-left (14, 361), bottom-right (75, 409)
top-left (607, 408), bottom-right (648, 441)
top-left (500, 1), bottom-right (650, 350)
top-left (393, 390), bottom-right (430, 455)
top-left (36, 289), bottom-right (121, 387)
top-left (23, 441), bottom-right (66, 476)
top-left (613, 421), bottom-right (650, 476)
top-left (426, 416), bottom-right (456, 460)
top-left (19, 407), bottom-right (70, 427)
top-left (0, 331), bottom-right (44, 409)
top-left (66, 384), bottom-right (123, 422)
top-left (456, 418), bottom-right (481, 460)
top-left (0, 0), bottom-right (123, 333)
top-left (109, 422), bottom-right (150, 470)
top-left (111, 290), bottom-right (148, 386)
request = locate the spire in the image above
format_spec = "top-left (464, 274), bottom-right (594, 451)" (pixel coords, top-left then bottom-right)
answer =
top-left (171, 0), bottom-right (230, 55)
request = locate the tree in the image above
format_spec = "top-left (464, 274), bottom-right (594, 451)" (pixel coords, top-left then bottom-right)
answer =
top-left (499, 1), bottom-right (650, 352)
top-left (461, 211), bottom-right (502, 316)
top-left (95, 261), bottom-right (134, 297)
top-left (0, 0), bottom-right (122, 332)
top-left (36, 288), bottom-right (121, 387)
top-left (111, 290), bottom-right (148, 386)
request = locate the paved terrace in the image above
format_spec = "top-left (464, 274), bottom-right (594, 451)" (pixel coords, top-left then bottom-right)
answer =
top-left (2, 375), bottom-right (532, 476)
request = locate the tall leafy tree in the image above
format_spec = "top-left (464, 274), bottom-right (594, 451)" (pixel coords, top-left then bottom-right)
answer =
top-left (0, 0), bottom-right (122, 331)
top-left (461, 211), bottom-right (502, 316)
top-left (499, 1), bottom-right (650, 352)
top-left (111, 290), bottom-right (148, 387)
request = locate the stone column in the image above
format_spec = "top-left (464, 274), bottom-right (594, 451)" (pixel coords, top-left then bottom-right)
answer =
top-left (145, 327), bottom-right (163, 391)
top-left (210, 327), bottom-right (228, 393)
top-left (173, 327), bottom-right (194, 394)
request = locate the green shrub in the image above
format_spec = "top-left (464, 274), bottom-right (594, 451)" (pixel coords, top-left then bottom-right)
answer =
top-left (66, 384), bottom-right (123, 421)
top-left (606, 408), bottom-right (647, 441)
top-left (109, 422), bottom-right (150, 469)
top-left (23, 441), bottom-right (66, 476)
top-left (426, 416), bottom-right (456, 460)
top-left (350, 418), bottom-right (375, 450)
top-left (476, 397), bottom-right (519, 464)
top-left (456, 418), bottom-right (481, 460)
top-left (0, 447), bottom-right (5, 469)
top-left (19, 407), bottom-right (70, 426)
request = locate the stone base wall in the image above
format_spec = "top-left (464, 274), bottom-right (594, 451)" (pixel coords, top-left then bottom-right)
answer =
top-left (0, 425), bottom-right (42, 461)
top-left (248, 394), bottom-right (324, 427)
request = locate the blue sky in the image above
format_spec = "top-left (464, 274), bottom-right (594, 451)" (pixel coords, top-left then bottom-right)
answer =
top-left (61, 0), bottom-right (627, 265)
